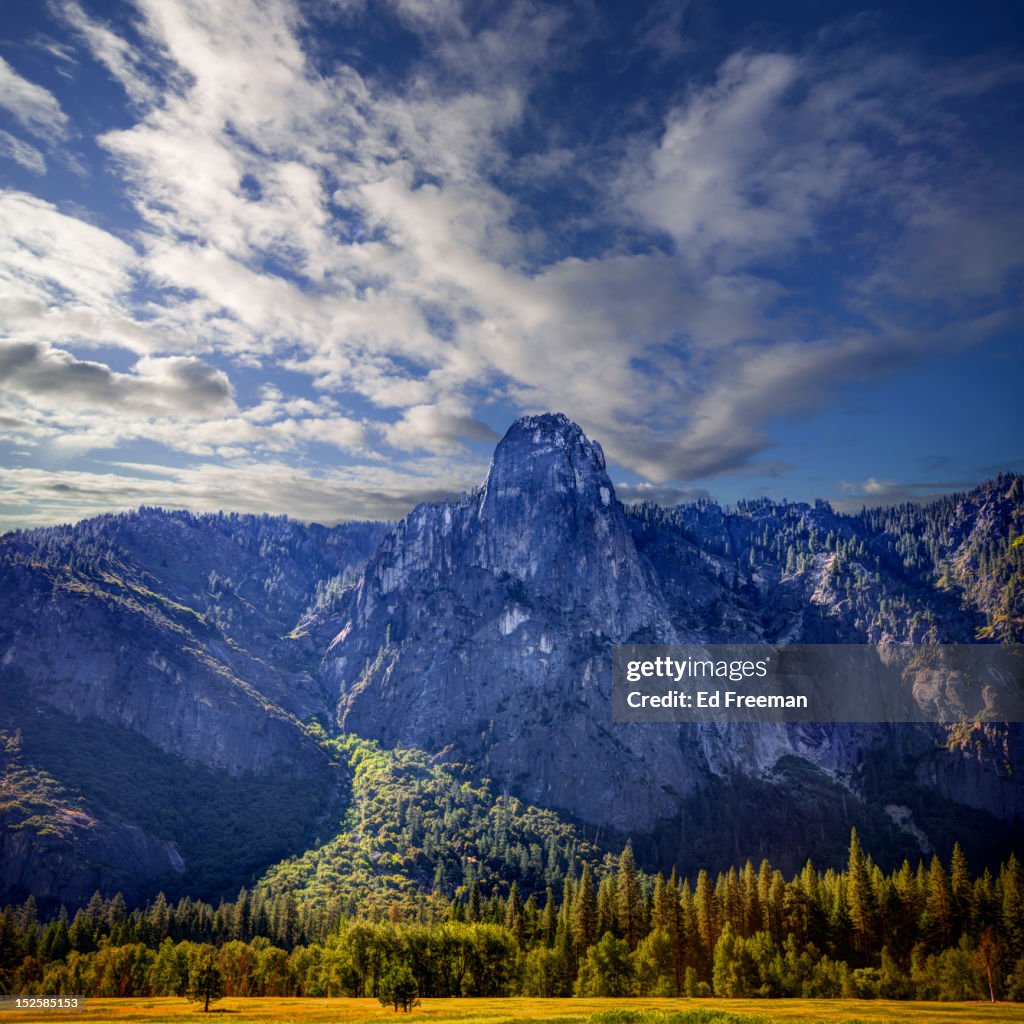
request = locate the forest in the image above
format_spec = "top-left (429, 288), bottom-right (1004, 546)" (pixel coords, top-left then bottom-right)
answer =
top-left (3, 829), bottom-right (1024, 1003)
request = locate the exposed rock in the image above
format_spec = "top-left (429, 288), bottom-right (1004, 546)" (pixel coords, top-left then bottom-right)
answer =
top-left (320, 414), bottom-right (1024, 860)
top-left (324, 414), bottom-right (698, 829)
top-left (1, 416), bottom-right (1022, 903)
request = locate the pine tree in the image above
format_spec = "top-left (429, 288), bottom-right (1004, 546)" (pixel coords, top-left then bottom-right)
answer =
top-left (740, 860), bottom-right (760, 938)
top-left (949, 843), bottom-right (971, 939)
top-left (695, 869), bottom-right (717, 963)
top-left (149, 892), bottom-right (171, 942)
top-left (651, 874), bottom-right (670, 933)
top-left (505, 882), bottom-right (525, 949)
top-left (846, 828), bottom-right (876, 958)
top-left (188, 947), bottom-right (224, 1012)
top-left (616, 843), bottom-right (643, 949)
top-left (234, 888), bottom-right (250, 941)
top-left (662, 870), bottom-right (684, 995)
top-left (597, 874), bottom-right (618, 938)
top-left (541, 887), bottom-right (557, 948)
top-left (757, 859), bottom-right (773, 933)
top-left (571, 865), bottom-right (597, 956)
top-left (1001, 853), bottom-right (1024, 959)
top-left (924, 855), bottom-right (953, 952)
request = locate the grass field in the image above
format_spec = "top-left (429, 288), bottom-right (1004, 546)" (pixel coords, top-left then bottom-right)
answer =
top-left (4, 997), bottom-right (1023, 1024)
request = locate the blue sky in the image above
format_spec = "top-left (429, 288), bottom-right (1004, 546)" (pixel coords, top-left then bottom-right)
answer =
top-left (0, 0), bottom-right (1021, 528)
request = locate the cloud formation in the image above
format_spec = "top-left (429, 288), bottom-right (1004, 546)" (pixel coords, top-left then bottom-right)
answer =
top-left (0, 57), bottom-right (69, 138)
top-left (0, 0), bottom-right (1020, 526)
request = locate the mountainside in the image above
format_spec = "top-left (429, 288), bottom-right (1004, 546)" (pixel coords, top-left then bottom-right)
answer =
top-left (1, 415), bottom-right (1022, 909)
top-left (319, 414), bottom-right (1024, 872)
top-left (0, 511), bottom-right (385, 907)
top-left (322, 416), bottom-right (697, 832)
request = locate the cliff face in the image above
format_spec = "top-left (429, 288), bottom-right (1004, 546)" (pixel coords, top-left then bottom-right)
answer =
top-left (0, 511), bottom-right (385, 775)
top-left (320, 415), bottom-right (1024, 862)
top-left (323, 415), bottom-right (700, 830)
top-left (0, 512), bottom-right (382, 906)
top-left (2, 416), bottom-right (1022, 906)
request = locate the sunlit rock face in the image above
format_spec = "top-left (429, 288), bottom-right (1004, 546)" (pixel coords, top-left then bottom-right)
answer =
top-left (322, 415), bottom-right (1024, 854)
top-left (324, 413), bottom-right (697, 831)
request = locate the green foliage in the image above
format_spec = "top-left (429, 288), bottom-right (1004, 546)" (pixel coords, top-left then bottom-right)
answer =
top-left (186, 946), bottom-right (224, 1011)
top-left (0, 731), bottom-right (85, 842)
top-left (575, 933), bottom-right (633, 996)
top-left (378, 963), bottom-right (420, 1011)
top-left (4, 836), bottom-right (1024, 1002)
top-left (256, 737), bottom-right (601, 920)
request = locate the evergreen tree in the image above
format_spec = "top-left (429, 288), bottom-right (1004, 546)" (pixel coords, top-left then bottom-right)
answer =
top-left (924, 855), bottom-right (953, 952)
top-left (596, 874), bottom-right (618, 938)
top-left (540, 888), bottom-right (557, 948)
top-left (378, 964), bottom-right (420, 1012)
top-left (187, 947), bottom-right (224, 1012)
top-left (504, 882), bottom-right (525, 949)
top-left (616, 843), bottom-right (643, 949)
top-left (695, 869), bottom-right (717, 965)
top-left (846, 828), bottom-right (876, 958)
top-left (571, 865), bottom-right (597, 956)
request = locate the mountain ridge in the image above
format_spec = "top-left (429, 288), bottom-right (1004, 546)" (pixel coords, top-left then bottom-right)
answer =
top-left (2, 414), bottom-right (1022, 907)
top-left (318, 415), bottom-right (1024, 858)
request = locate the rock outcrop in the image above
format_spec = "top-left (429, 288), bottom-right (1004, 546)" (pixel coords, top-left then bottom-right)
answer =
top-left (2, 416), bottom-right (1022, 903)
top-left (320, 415), bottom-right (1024, 864)
top-left (324, 414), bottom-right (700, 830)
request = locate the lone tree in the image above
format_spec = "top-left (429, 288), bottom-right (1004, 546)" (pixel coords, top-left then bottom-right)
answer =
top-left (187, 947), bottom-right (224, 1012)
top-left (378, 964), bottom-right (420, 1012)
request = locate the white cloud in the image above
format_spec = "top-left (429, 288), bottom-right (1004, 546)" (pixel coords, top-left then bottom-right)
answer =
top-left (384, 402), bottom-right (498, 453)
top-left (57, 0), bottom-right (160, 105)
top-left (0, 343), bottom-right (234, 416)
top-left (0, 191), bottom-right (138, 312)
top-left (0, 0), bottom-right (1019, 529)
top-left (0, 457), bottom-right (486, 531)
top-left (0, 56), bottom-right (69, 138)
top-left (0, 130), bottom-right (46, 173)
top-left (618, 48), bottom-right (914, 272)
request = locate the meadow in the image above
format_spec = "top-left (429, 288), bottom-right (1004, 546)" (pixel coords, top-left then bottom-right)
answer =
top-left (4, 997), bottom-right (1023, 1024)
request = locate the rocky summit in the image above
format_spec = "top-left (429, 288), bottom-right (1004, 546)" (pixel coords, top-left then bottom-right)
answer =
top-left (320, 413), bottom-right (1024, 868)
top-left (1, 414), bottom-right (1023, 907)
top-left (322, 413), bottom-right (695, 831)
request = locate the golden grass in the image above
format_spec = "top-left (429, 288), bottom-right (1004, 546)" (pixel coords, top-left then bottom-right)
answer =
top-left (5, 997), bottom-right (1024, 1024)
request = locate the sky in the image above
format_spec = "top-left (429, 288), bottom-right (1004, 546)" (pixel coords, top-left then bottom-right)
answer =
top-left (0, 0), bottom-right (1022, 530)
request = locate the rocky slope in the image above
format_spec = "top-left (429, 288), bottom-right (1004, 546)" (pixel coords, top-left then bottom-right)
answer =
top-left (1, 416), bottom-right (1022, 905)
top-left (0, 511), bottom-right (384, 906)
top-left (322, 415), bottom-right (701, 831)
top-left (320, 414), bottom-right (1024, 873)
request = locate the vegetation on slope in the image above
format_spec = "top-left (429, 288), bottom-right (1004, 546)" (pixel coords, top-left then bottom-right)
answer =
top-left (0, 698), bottom-right (345, 906)
top-left (257, 736), bottom-right (602, 920)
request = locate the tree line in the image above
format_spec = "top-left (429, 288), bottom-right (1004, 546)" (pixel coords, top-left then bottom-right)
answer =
top-left (3, 830), bottom-right (1024, 1002)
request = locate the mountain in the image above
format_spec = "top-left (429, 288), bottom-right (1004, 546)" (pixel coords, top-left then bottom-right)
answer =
top-left (322, 414), bottom-right (697, 834)
top-left (0, 511), bottom-right (385, 907)
top-left (319, 414), bottom-right (1024, 872)
top-left (1, 415), bottom-right (1022, 909)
